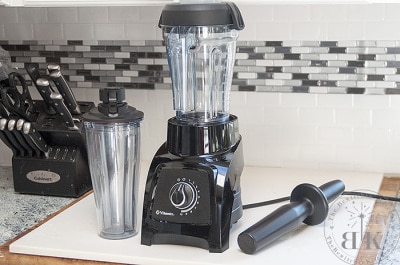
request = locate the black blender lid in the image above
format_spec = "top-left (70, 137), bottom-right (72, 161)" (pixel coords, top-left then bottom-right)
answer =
top-left (82, 87), bottom-right (144, 124)
top-left (159, 1), bottom-right (245, 30)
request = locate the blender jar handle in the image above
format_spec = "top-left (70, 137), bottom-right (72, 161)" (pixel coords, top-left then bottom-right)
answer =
top-left (226, 2), bottom-right (245, 30)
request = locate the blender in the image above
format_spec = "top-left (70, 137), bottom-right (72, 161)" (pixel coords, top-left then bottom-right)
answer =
top-left (141, 0), bottom-right (245, 253)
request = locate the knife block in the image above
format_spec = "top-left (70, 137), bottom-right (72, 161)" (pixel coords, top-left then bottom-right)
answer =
top-left (11, 101), bottom-right (95, 197)
top-left (12, 147), bottom-right (91, 197)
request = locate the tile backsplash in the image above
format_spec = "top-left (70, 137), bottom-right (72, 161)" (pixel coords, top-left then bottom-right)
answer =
top-left (4, 39), bottom-right (400, 94)
top-left (0, 4), bottom-right (400, 173)
top-left (236, 40), bottom-right (400, 94)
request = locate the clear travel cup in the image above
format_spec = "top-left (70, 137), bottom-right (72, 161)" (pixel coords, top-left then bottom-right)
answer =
top-left (83, 87), bottom-right (144, 239)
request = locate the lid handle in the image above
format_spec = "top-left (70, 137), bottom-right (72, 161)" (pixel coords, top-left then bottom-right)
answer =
top-left (226, 2), bottom-right (245, 30)
top-left (98, 87), bottom-right (128, 117)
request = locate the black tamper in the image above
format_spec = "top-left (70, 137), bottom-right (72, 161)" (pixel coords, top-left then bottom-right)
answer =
top-left (237, 179), bottom-right (345, 254)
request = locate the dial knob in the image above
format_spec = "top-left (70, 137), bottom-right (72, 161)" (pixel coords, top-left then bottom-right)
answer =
top-left (169, 182), bottom-right (197, 211)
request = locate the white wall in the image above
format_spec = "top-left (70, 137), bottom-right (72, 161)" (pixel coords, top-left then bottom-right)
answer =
top-left (123, 89), bottom-right (400, 173)
top-left (2, 4), bottom-right (400, 41)
top-left (1, 4), bottom-right (400, 173)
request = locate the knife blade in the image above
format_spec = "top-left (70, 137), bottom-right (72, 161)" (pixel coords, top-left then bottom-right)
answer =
top-left (22, 121), bottom-right (49, 158)
top-left (8, 119), bottom-right (34, 158)
top-left (16, 119), bottom-right (42, 158)
top-left (36, 78), bottom-right (78, 130)
top-left (0, 118), bottom-right (25, 157)
top-left (25, 64), bottom-right (56, 115)
top-left (49, 70), bottom-right (81, 115)
top-left (25, 64), bottom-right (47, 90)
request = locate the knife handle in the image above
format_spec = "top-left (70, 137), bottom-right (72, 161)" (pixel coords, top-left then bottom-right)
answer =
top-left (25, 64), bottom-right (42, 88)
top-left (0, 118), bottom-right (25, 157)
top-left (47, 64), bottom-right (60, 74)
top-left (23, 121), bottom-right (49, 156)
top-left (50, 70), bottom-right (81, 115)
top-left (8, 119), bottom-right (34, 158)
top-left (17, 119), bottom-right (42, 158)
top-left (26, 65), bottom-right (56, 115)
top-left (37, 78), bottom-right (77, 129)
top-left (50, 91), bottom-right (79, 130)
top-left (0, 130), bottom-right (17, 156)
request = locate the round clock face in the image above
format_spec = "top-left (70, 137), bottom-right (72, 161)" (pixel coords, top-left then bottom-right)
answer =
top-left (323, 190), bottom-right (400, 264)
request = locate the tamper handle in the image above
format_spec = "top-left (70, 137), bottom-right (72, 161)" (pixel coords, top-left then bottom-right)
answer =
top-left (237, 179), bottom-right (345, 254)
top-left (320, 179), bottom-right (344, 203)
top-left (238, 200), bottom-right (312, 254)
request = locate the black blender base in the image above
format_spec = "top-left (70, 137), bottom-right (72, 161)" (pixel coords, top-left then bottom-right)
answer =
top-left (142, 188), bottom-right (243, 253)
top-left (141, 140), bottom-right (244, 253)
top-left (143, 233), bottom-right (208, 247)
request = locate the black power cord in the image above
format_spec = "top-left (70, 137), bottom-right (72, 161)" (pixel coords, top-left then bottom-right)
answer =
top-left (243, 191), bottom-right (400, 210)
top-left (342, 191), bottom-right (400, 201)
top-left (243, 196), bottom-right (290, 210)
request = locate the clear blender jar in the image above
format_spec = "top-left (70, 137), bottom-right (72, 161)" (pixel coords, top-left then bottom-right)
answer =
top-left (160, 0), bottom-right (244, 125)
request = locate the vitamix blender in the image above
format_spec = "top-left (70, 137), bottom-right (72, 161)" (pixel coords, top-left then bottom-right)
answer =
top-left (141, 0), bottom-right (245, 253)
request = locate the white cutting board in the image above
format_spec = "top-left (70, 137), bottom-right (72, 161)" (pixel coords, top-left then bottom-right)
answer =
top-left (10, 163), bottom-right (384, 265)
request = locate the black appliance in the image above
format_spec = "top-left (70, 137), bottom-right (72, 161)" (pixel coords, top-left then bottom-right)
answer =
top-left (141, 1), bottom-right (245, 253)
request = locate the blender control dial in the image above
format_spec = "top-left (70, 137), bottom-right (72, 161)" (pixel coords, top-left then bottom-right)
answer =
top-left (169, 181), bottom-right (198, 213)
top-left (151, 167), bottom-right (211, 225)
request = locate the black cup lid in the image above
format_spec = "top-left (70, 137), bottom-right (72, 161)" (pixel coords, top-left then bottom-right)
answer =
top-left (159, 2), bottom-right (245, 30)
top-left (83, 87), bottom-right (144, 124)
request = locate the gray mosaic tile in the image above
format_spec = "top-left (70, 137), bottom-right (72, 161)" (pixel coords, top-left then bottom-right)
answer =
top-left (329, 87), bottom-right (348, 94)
top-left (376, 41), bottom-right (396, 47)
top-left (283, 80), bottom-right (302, 86)
top-left (265, 54), bottom-right (284, 60)
top-left (291, 61), bottom-right (310, 67)
top-left (248, 79), bottom-right (267, 86)
top-left (283, 67), bottom-right (302, 73)
top-left (255, 86), bottom-right (274, 92)
top-left (309, 74), bottom-right (328, 80)
top-left (337, 41), bottom-right (357, 47)
top-left (247, 66), bottom-right (266, 73)
top-left (347, 87), bottom-right (365, 94)
top-left (299, 41), bottom-right (320, 47)
top-left (293, 86), bottom-right (310, 93)
top-left (358, 68), bottom-right (377, 74)
top-left (357, 41), bottom-right (377, 47)
top-left (310, 47), bottom-right (329, 53)
top-left (2, 39), bottom-right (400, 95)
top-left (319, 68), bottom-right (339, 74)
top-left (309, 86), bottom-right (328, 93)
top-left (328, 61), bottom-right (347, 67)
top-left (365, 88), bottom-right (386, 94)
top-left (254, 47), bottom-right (274, 53)
top-left (273, 86), bottom-right (293, 93)
top-left (300, 54), bottom-right (320, 60)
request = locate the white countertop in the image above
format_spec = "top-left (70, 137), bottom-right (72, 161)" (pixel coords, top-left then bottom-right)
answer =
top-left (9, 162), bottom-right (386, 264)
